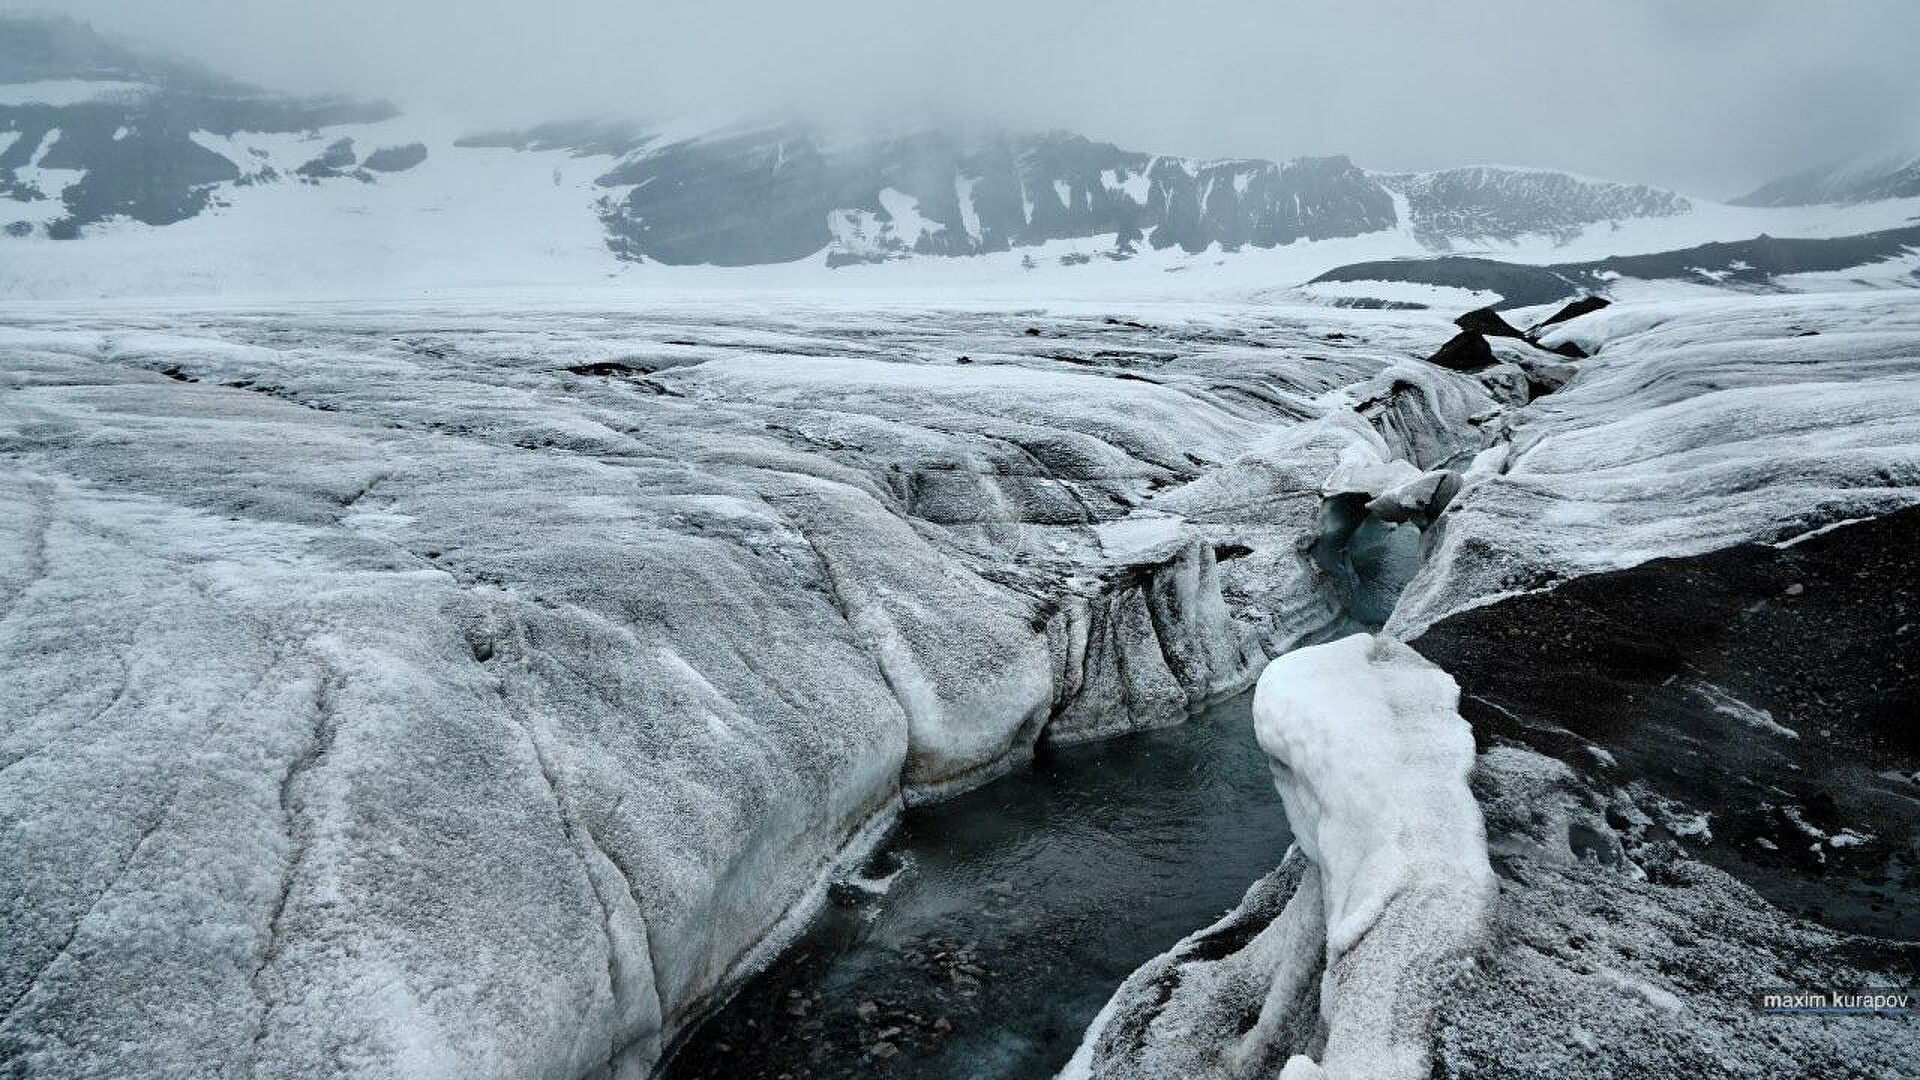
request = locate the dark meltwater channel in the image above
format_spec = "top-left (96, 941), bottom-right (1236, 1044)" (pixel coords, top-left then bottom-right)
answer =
top-left (662, 689), bottom-right (1291, 1080)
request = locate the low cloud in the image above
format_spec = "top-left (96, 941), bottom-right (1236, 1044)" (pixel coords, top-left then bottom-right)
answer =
top-left (35, 0), bottom-right (1920, 197)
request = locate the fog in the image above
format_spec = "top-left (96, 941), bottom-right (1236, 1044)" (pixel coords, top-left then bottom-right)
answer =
top-left (38, 0), bottom-right (1920, 197)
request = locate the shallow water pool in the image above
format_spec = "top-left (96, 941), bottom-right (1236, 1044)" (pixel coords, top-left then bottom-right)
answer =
top-left (662, 688), bottom-right (1291, 1079)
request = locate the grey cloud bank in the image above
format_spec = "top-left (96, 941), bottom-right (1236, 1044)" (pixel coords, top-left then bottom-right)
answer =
top-left (23, 0), bottom-right (1920, 199)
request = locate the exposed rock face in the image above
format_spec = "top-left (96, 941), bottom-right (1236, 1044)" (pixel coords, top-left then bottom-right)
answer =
top-left (1530, 294), bottom-right (1609, 330)
top-left (0, 16), bottom-right (395, 237)
top-left (294, 137), bottom-right (358, 178)
top-left (1454, 306), bottom-right (1525, 339)
top-left (590, 126), bottom-right (1397, 266)
top-left (1424, 330), bottom-right (1499, 371)
top-left (1379, 165), bottom-right (1690, 246)
top-left (583, 132), bottom-right (1700, 266)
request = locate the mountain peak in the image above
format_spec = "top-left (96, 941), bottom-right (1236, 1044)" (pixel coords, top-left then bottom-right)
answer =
top-left (1733, 149), bottom-right (1920, 206)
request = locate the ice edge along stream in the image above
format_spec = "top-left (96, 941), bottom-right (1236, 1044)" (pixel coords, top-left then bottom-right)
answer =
top-left (645, 357), bottom-right (1466, 1068)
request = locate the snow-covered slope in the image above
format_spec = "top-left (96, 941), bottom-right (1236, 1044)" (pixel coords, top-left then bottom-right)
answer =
top-left (1, 16), bottom-right (1835, 302)
top-left (1734, 149), bottom-right (1920, 206)
top-left (1376, 165), bottom-right (1690, 247)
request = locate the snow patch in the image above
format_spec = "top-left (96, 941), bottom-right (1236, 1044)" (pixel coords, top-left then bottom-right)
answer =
top-left (1689, 681), bottom-right (1799, 739)
top-left (1102, 167), bottom-right (1150, 207)
top-left (954, 174), bottom-right (981, 242)
top-left (876, 188), bottom-right (942, 248)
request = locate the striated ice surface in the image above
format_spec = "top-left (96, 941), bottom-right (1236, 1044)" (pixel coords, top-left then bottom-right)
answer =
top-left (0, 299), bottom-right (1484, 1079)
top-left (12, 286), bottom-right (1916, 1080)
top-left (1391, 292), bottom-right (1920, 637)
top-left (1072, 289), bottom-right (1920, 1080)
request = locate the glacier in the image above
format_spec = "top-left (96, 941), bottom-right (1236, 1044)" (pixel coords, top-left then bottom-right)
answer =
top-left (2, 285), bottom-right (1917, 1079)
top-left (0, 298), bottom-right (1489, 1078)
top-left (1064, 290), bottom-right (1920, 1079)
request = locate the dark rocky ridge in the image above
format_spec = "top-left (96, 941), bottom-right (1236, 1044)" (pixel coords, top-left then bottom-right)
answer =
top-left (1312, 224), bottom-right (1920, 307)
top-left (1424, 330), bottom-right (1501, 371)
top-left (566, 124), bottom-right (1695, 266)
top-left (584, 125), bottom-right (1400, 265)
top-left (1453, 306), bottom-right (1526, 338)
top-left (362, 142), bottom-right (427, 173)
top-left (1530, 294), bottom-right (1608, 329)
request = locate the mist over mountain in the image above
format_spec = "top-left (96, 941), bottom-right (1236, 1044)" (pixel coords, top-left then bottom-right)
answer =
top-left (28, 0), bottom-right (1920, 197)
top-left (8, 12), bottom-right (1920, 305)
top-left (1735, 151), bottom-right (1920, 207)
top-left (0, 15), bottom-right (1708, 271)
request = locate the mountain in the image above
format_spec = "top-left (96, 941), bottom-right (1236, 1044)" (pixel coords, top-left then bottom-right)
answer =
top-left (1733, 150), bottom-right (1920, 206)
top-left (1376, 165), bottom-right (1689, 247)
top-left (0, 16), bottom-right (394, 238)
top-left (557, 125), bottom-right (1687, 266)
top-left (514, 121), bottom-right (1405, 266)
top-left (1, 16), bottom-right (1706, 273)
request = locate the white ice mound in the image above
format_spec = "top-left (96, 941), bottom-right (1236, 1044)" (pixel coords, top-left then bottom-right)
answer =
top-left (1251, 633), bottom-right (1495, 1080)
top-left (1060, 635), bottom-right (1495, 1080)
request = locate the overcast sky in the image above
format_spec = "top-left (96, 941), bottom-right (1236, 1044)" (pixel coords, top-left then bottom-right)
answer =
top-left (33, 0), bottom-right (1920, 197)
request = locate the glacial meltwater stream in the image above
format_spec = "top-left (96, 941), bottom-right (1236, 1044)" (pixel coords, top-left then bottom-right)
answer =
top-left (662, 689), bottom-right (1291, 1080)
